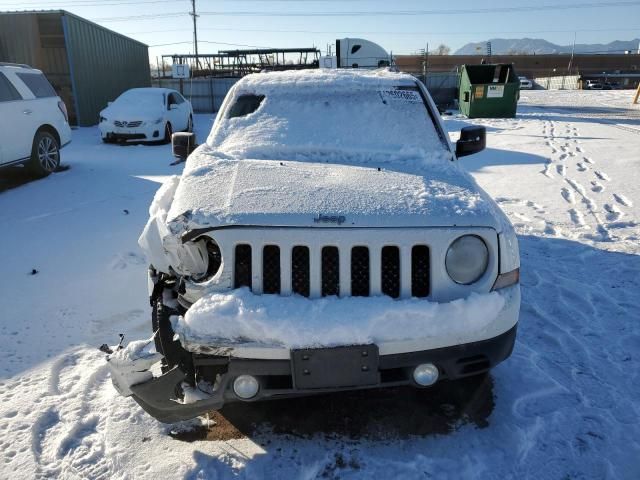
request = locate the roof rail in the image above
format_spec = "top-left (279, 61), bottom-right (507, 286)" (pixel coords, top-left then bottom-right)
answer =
top-left (0, 62), bottom-right (32, 68)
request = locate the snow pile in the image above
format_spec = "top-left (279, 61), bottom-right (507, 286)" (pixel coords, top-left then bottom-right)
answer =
top-left (172, 288), bottom-right (506, 350)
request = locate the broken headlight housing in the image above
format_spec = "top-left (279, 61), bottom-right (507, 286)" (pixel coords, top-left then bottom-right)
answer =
top-left (162, 235), bottom-right (223, 281)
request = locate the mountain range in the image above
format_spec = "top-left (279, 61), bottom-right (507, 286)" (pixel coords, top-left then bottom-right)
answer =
top-left (454, 38), bottom-right (640, 55)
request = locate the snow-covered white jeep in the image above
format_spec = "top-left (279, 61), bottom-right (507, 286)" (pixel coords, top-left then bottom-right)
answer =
top-left (110, 69), bottom-right (520, 423)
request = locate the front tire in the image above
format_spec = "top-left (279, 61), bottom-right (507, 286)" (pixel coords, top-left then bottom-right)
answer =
top-left (29, 131), bottom-right (60, 176)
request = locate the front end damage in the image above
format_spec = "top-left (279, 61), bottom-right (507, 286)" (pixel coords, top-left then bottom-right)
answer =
top-left (106, 274), bottom-right (519, 424)
top-left (115, 150), bottom-right (522, 423)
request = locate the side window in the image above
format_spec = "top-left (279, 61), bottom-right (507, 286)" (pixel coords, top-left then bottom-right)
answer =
top-left (228, 94), bottom-right (265, 118)
top-left (15, 72), bottom-right (57, 98)
top-left (168, 93), bottom-right (177, 108)
top-left (0, 73), bottom-right (22, 102)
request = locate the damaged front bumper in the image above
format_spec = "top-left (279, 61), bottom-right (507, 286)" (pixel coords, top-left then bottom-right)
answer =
top-left (108, 324), bottom-right (517, 424)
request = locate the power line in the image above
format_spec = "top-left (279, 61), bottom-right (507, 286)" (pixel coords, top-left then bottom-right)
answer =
top-left (93, 12), bottom-right (186, 21)
top-left (196, 1), bottom-right (640, 16)
top-left (91, 1), bottom-right (640, 21)
top-left (126, 26), bottom-right (640, 36)
top-left (149, 40), bottom-right (275, 48)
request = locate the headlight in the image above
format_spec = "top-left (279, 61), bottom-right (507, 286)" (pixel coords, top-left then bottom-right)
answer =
top-left (199, 238), bottom-right (222, 281)
top-left (153, 117), bottom-right (163, 124)
top-left (100, 116), bottom-right (108, 123)
top-left (445, 235), bottom-right (489, 284)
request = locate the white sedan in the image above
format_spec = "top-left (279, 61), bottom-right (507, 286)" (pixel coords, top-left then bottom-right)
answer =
top-left (99, 88), bottom-right (192, 144)
top-left (518, 76), bottom-right (533, 90)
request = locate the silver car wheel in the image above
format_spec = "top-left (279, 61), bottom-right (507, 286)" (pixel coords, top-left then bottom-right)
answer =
top-left (37, 136), bottom-right (60, 172)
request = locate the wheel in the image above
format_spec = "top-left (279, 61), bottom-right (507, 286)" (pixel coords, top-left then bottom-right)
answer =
top-left (163, 122), bottom-right (173, 144)
top-left (186, 115), bottom-right (193, 133)
top-left (29, 131), bottom-right (60, 176)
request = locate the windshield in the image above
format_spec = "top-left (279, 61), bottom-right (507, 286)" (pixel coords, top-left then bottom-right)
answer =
top-left (209, 87), bottom-right (450, 166)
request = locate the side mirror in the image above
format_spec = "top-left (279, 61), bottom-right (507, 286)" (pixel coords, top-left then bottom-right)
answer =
top-left (169, 104), bottom-right (178, 110)
top-left (172, 132), bottom-right (197, 162)
top-left (456, 126), bottom-right (486, 158)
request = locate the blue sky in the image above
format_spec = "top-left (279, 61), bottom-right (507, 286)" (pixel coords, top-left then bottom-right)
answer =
top-left (1, 0), bottom-right (639, 61)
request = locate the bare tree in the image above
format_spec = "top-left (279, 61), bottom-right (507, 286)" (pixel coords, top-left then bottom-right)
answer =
top-left (506, 49), bottom-right (530, 55)
top-left (430, 44), bottom-right (451, 56)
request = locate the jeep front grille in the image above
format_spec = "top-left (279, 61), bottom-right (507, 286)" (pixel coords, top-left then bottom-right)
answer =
top-left (234, 244), bottom-right (252, 289)
top-left (262, 245), bottom-right (281, 294)
top-left (351, 246), bottom-right (370, 297)
top-left (291, 246), bottom-right (310, 297)
top-left (411, 245), bottom-right (430, 298)
top-left (233, 242), bottom-right (430, 299)
top-left (321, 246), bottom-right (340, 296)
top-left (381, 246), bottom-right (400, 298)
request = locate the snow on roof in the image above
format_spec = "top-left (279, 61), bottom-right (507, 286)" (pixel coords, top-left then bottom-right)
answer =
top-left (124, 87), bottom-right (175, 94)
top-left (231, 68), bottom-right (418, 93)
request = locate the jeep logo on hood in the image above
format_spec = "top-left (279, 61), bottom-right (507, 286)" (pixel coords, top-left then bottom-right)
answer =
top-left (314, 214), bottom-right (346, 225)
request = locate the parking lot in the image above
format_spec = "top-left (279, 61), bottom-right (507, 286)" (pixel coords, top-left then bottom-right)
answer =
top-left (0, 92), bottom-right (639, 479)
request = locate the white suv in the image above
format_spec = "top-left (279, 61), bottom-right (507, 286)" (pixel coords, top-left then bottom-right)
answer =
top-left (0, 63), bottom-right (72, 176)
top-left (109, 69), bottom-right (520, 423)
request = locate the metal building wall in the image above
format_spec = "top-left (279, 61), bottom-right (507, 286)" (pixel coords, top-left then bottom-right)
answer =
top-left (62, 11), bottom-right (150, 126)
top-left (0, 12), bottom-right (76, 122)
top-left (152, 77), bottom-right (239, 112)
top-left (0, 14), bottom-right (40, 65)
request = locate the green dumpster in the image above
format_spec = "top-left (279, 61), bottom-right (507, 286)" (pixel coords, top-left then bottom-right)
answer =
top-left (459, 64), bottom-right (520, 118)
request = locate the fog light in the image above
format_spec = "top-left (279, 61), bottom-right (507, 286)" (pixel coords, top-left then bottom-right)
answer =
top-left (413, 363), bottom-right (439, 386)
top-left (233, 375), bottom-right (259, 399)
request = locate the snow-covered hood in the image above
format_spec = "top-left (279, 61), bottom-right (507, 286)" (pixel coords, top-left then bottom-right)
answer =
top-left (165, 147), bottom-right (505, 232)
top-left (101, 102), bottom-right (163, 121)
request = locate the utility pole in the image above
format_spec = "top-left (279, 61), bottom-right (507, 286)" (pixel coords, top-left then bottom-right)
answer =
top-left (190, 0), bottom-right (200, 70)
top-left (567, 32), bottom-right (576, 74)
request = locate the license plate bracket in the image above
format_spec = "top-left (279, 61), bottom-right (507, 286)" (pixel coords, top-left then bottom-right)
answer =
top-left (291, 344), bottom-right (379, 390)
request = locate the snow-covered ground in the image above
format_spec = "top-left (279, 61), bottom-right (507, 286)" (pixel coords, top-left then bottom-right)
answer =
top-left (1, 92), bottom-right (639, 479)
